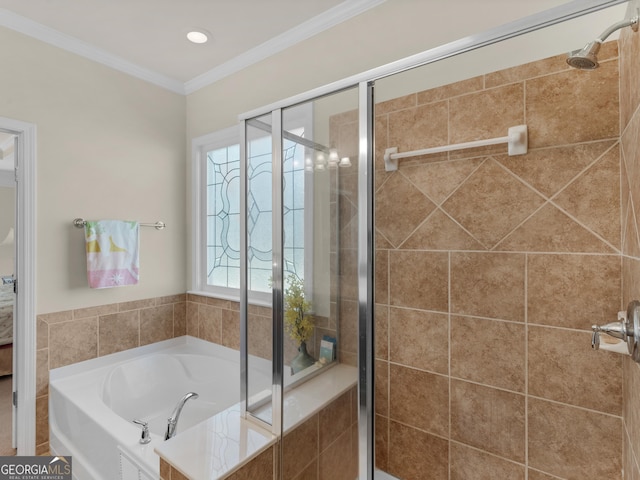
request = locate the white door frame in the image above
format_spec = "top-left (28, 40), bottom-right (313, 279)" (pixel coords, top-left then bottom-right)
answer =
top-left (0, 116), bottom-right (36, 455)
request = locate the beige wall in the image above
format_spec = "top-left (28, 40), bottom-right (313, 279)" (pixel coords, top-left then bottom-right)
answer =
top-left (373, 44), bottom-right (623, 479)
top-left (0, 27), bottom-right (186, 314)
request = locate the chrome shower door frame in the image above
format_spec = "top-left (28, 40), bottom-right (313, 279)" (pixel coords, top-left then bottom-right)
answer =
top-left (238, 2), bottom-right (629, 478)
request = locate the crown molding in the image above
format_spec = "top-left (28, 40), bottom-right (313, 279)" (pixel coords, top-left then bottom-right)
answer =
top-left (183, 0), bottom-right (387, 94)
top-left (0, 8), bottom-right (186, 94)
top-left (0, 0), bottom-right (385, 96)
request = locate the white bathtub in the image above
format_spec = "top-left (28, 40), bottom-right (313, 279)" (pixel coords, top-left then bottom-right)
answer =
top-left (49, 336), bottom-right (271, 480)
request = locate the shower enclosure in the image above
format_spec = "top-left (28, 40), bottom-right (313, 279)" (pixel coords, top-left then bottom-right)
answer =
top-left (237, 1), bottom-right (633, 478)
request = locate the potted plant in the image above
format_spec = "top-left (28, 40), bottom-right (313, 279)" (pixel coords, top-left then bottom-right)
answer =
top-left (284, 275), bottom-right (315, 374)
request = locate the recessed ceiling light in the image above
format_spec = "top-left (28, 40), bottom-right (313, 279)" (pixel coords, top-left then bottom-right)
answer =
top-left (187, 30), bottom-right (209, 44)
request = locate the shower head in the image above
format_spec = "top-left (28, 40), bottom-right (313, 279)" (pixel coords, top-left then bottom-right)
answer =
top-left (567, 14), bottom-right (638, 70)
top-left (567, 41), bottom-right (601, 70)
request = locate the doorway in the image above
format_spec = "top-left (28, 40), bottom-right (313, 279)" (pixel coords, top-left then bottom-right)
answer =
top-left (0, 131), bottom-right (16, 455)
top-left (0, 116), bottom-right (37, 456)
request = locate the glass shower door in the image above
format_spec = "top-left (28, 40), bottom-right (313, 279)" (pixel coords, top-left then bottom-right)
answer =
top-left (241, 85), bottom-right (366, 477)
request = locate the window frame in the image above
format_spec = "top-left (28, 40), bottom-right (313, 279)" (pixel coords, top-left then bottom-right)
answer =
top-left (190, 106), bottom-right (313, 305)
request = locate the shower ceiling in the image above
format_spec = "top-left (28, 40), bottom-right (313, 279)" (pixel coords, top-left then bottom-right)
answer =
top-left (0, 0), bottom-right (606, 92)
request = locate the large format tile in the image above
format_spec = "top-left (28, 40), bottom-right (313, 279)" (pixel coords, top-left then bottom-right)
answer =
top-left (226, 446), bottom-right (274, 480)
top-left (319, 391), bottom-right (351, 452)
top-left (450, 380), bottom-right (525, 462)
top-left (375, 173), bottom-right (436, 247)
top-left (528, 470), bottom-right (565, 480)
top-left (554, 145), bottom-right (621, 249)
top-left (450, 252), bottom-right (525, 322)
top-left (376, 360), bottom-right (388, 417)
top-left (375, 305), bottom-right (388, 360)
top-left (388, 101), bottom-right (449, 157)
top-left (389, 251), bottom-right (448, 312)
top-left (527, 254), bottom-right (620, 330)
top-left (526, 60), bottom-right (619, 148)
top-left (389, 307), bottom-right (448, 374)
top-left (624, 355), bottom-right (640, 469)
top-left (528, 398), bottom-right (621, 480)
top-left (318, 429), bottom-right (356, 480)
top-left (449, 83), bottom-right (524, 144)
top-left (375, 415), bottom-right (388, 472)
top-left (497, 141), bottom-right (615, 199)
top-left (389, 364), bottom-right (448, 437)
top-left (498, 203), bottom-right (614, 253)
top-left (450, 442), bottom-right (525, 480)
top-left (451, 316), bottom-right (525, 392)
top-left (402, 209), bottom-right (484, 251)
top-left (199, 304), bottom-right (222, 344)
top-left (49, 317), bottom-right (98, 369)
top-left (528, 325), bottom-right (621, 415)
top-left (401, 158), bottom-right (483, 205)
top-left (283, 415), bottom-right (318, 480)
top-left (140, 304), bottom-right (174, 346)
top-left (417, 75), bottom-right (484, 105)
top-left (388, 421), bottom-right (448, 480)
top-left (98, 310), bottom-right (139, 356)
top-left (443, 160), bottom-right (545, 248)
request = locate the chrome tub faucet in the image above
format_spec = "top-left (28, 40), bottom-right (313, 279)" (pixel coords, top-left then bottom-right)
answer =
top-left (165, 392), bottom-right (199, 440)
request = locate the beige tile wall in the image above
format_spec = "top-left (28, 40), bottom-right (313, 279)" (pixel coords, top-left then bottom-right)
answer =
top-left (37, 294), bottom-right (188, 454)
top-left (37, 292), bottom-right (334, 458)
top-left (281, 386), bottom-right (358, 480)
top-left (373, 41), bottom-right (624, 480)
top-left (38, 293), bottom-right (255, 456)
top-left (620, 16), bottom-right (640, 480)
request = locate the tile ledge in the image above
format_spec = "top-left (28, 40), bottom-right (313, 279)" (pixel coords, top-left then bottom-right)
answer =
top-left (156, 363), bottom-right (358, 479)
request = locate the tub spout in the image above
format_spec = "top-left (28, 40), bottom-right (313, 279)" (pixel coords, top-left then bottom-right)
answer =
top-left (165, 392), bottom-right (199, 440)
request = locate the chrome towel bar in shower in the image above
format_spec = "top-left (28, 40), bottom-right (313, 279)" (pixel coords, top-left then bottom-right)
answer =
top-left (73, 218), bottom-right (166, 230)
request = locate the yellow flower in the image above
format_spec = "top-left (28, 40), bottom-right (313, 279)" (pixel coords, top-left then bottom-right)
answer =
top-left (284, 275), bottom-right (314, 344)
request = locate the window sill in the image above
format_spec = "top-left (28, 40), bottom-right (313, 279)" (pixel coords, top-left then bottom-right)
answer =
top-left (186, 289), bottom-right (273, 308)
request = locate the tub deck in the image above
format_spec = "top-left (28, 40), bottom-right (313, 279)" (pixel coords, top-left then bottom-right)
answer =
top-left (49, 336), bottom-right (268, 480)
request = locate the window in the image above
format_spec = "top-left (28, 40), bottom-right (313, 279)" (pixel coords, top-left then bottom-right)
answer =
top-left (192, 109), bottom-right (312, 303)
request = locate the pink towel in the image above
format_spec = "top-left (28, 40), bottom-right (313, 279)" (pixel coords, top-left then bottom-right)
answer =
top-left (84, 220), bottom-right (139, 289)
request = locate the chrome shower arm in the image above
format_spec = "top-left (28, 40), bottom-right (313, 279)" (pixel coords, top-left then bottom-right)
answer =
top-left (596, 14), bottom-right (638, 43)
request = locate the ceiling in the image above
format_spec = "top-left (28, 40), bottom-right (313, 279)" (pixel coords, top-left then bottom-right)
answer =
top-left (0, 0), bottom-right (626, 95)
top-left (0, 0), bottom-right (384, 93)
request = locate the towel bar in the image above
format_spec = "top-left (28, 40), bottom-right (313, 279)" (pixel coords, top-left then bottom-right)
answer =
top-left (73, 218), bottom-right (166, 230)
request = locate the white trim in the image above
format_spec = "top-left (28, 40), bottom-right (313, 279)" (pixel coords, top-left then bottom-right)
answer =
top-left (0, 0), bottom-right (386, 96)
top-left (183, 0), bottom-right (386, 94)
top-left (0, 9), bottom-right (185, 95)
top-left (0, 116), bottom-right (37, 455)
top-left (191, 125), bottom-right (241, 294)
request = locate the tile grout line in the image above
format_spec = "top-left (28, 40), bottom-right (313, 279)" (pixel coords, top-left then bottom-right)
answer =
top-left (524, 252), bottom-right (529, 480)
top-left (447, 250), bottom-right (452, 480)
top-left (386, 246), bottom-right (391, 471)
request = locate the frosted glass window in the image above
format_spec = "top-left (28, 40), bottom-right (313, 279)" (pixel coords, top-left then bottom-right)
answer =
top-left (204, 128), bottom-right (306, 293)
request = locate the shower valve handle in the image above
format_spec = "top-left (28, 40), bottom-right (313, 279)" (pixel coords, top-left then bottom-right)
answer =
top-left (591, 300), bottom-right (640, 364)
top-left (133, 419), bottom-right (151, 444)
top-left (591, 317), bottom-right (627, 351)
